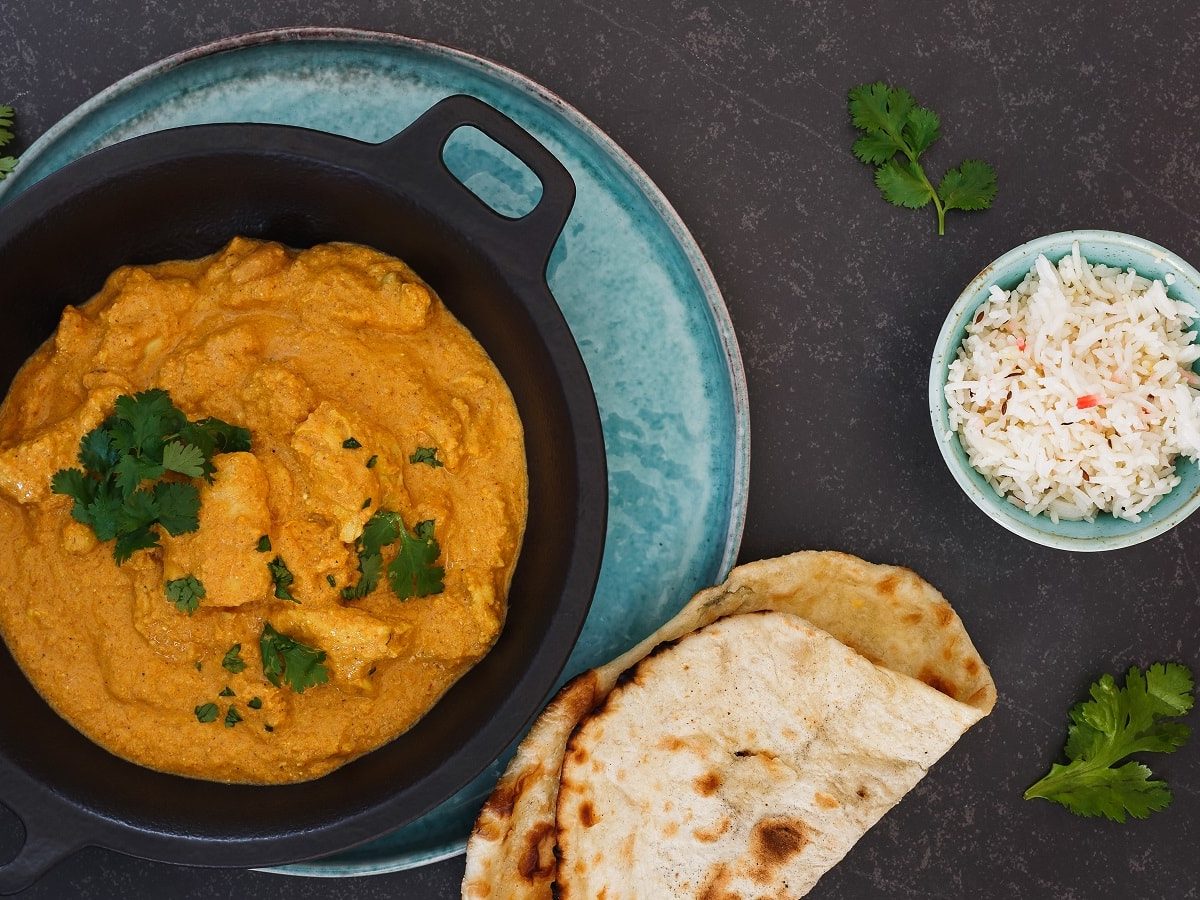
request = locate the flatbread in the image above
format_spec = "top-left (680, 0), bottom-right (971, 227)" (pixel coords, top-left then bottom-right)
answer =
top-left (555, 612), bottom-right (983, 898)
top-left (462, 551), bottom-right (995, 899)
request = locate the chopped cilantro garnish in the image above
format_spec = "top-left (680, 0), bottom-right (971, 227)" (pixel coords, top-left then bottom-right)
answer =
top-left (342, 437), bottom-right (362, 449)
top-left (248, 697), bottom-right (263, 710)
top-left (362, 497), bottom-right (372, 509)
top-left (264, 724), bottom-right (274, 733)
top-left (221, 644), bottom-right (247, 674)
top-left (194, 703), bottom-right (219, 724)
top-left (388, 519), bottom-right (445, 600)
top-left (326, 574), bottom-right (336, 588)
top-left (224, 706), bottom-right (242, 728)
top-left (409, 447), bottom-right (443, 467)
top-left (365, 454), bottom-right (378, 469)
top-left (49, 389), bottom-right (249, 563)
top-left (267, 556), bottom-right (297, 602)
top-left (341, 508), bottom-right (444, 602)
top-left (194, 661), bottom-right (202, 672)
top-left (256, 534), bottom-right (271, 553)
top-left (165, 575), bottom-right (205, 615)
top-left (260, 623), bottom-right (329, 694)
top-left (218, 686), bottom-right (235, 697)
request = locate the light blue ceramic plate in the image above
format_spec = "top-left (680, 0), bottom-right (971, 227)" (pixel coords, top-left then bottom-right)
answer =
top-left (0, 28), bottom-right (749, 876)
top-left (930, 229), bottom-right (1200, 551)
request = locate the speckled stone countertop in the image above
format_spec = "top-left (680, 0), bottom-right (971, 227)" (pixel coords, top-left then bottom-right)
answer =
top-left (2, 1), bottom-right (1199, 897)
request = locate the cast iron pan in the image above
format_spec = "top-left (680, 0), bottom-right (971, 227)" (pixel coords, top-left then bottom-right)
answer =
top-left (0, 94), bottom-right (606, 892)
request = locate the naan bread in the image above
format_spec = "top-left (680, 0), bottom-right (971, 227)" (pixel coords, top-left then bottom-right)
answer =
top-left (462, 551), bottom-right (995, 899)
top-left (554, 612), bottom-right (981, 898)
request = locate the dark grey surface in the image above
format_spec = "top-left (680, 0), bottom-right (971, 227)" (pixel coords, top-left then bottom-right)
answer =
top-left (1, 0), bottom-right (1199, 897)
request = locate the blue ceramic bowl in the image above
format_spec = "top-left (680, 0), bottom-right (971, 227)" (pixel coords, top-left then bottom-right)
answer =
top-left (929, 230), bottom-right (1200, 551)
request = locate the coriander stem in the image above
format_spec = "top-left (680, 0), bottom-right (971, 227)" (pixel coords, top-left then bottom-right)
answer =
top-left (898, 143), bottom-right (946, 236)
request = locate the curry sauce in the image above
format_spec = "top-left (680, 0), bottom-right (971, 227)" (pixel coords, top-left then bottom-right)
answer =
top-left (0, 238), bottom-right (527, 783)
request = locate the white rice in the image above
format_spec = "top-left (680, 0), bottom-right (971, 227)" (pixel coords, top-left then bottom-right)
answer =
top-left (944, 242), bottom-right (1200, 523)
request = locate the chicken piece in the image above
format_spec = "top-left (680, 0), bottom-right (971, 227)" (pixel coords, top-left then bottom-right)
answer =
top-left (0, 385), bottom-right (123, 503)
top-left (407, 568), bottom-right (504, 667)
top-left (162, 452), bottom-right (272, 607)
top-left (156, 325), bottom-right (260, 418)
top-left (291, 403), bottom-right (380, 543)
top-left (239, 365), bottom-right (316, 436)
top-left (295, 247), bottom-right (431, 333)
top-left (274, 518), bottom-right (353, 606)
top-left (271, 604), bottom-right (407, 688)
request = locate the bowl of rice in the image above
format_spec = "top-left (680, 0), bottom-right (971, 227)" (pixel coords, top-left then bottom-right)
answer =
top-left (930, 230), bottom-right (1200, 551)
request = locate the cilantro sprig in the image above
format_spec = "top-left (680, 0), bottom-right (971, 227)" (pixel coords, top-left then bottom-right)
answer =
top-left (260, 623), bottom-right (329, 694)
top-left (848, 82), bottom-right (997, 235)
top-left (0, 105), bottom-right (17, 182)
top-left (341, 508), bottom-right (445, 601)
top-left (165, 575), bottom-right (205, 615)
top-left (50, 389), bottom-right (250, 563)
top-left (1025, 663), bottom-right (1194, 822)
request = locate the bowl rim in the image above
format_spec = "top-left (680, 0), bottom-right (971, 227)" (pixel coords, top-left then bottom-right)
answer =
top-left (928, 228), bottom-right (1200, 552)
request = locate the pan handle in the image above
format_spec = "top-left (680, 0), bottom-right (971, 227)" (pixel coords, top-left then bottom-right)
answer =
top-left (0, 776), bottom-right (87, 895)
top-left (375, 94), bottom-right (576, 273)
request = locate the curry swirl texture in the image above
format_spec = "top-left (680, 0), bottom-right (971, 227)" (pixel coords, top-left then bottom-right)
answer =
top-left (0, 238), bottom-right (528, 784)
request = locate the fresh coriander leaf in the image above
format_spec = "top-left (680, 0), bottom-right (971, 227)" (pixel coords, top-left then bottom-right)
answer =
top-left (161, 441), bottom-right (206, 478)
top-left (386, 519), bottom-right (445, 600)
top-left (84, 484), bottom-right (124, 542)
top-left (362, 497), bottom-right (372, 509)
top-left (118, 488), bottom-right (159, 533)
top-left (113, 454), bottom-right (164, 497)
top-left (165, 575), bottom-right (205, 615)
top-left (342, 437), bottom-right (362, 449)
top-left (256, 534), bottom-right (271, 552)
top-left (194, 661), bottom-right (203, 672)
top-left (113, 526), bottom-right (159, 564)
top-left (938, 159), bottom-right (998, 212)
top-left (114, 388), bottom-right (183, 457)
top-left (365, 454), bottom-right (378, 469)
top-left (0, 157), bottom-right (15, 180)
top-left (218, 686), bottom-right (235, 697)
top-left (1025, 663), bottom-right (1194, 822)
top-left (326, 574), bottom-right (336, 588)
top-left (221, 643), bottom-right (247, 674)
top-left (194, 703), bottom-right (219, 724)
top-left (248, 696), bottom-right (263, 710)
top-left (185, 417), bottom-right (251, 453)
top-left (224, 706), bottom-right (242, 728)
top-left (264, 724), bottom-right (274, 733)
top-left (0, 105), bottom-right (13, 147)
top-left (847, 81), bottom-right (996, 234)
top-left (51, 468), bottom-right (94, 517)
top-left (903, 105), bottom-right (941, 155)
top-left (875, 157), bottom-right (934, 209)
top-left (153, 481), bottom-right (200, 535)
top-left (259, 623), bottom-right (329, 694)
top-left (409, 447), bottom-right (443, 468)
top-left (360, 509), bottom-right (402, 555)
top-left (341, 553), bottom-right (383, 600)
top-left (267, 556), bottom-right (297, 602)
top-left (78, 427), bottom-right (121, 474)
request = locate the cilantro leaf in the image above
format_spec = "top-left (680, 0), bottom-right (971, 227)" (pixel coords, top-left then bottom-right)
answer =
top-left (218, 686), bottom-right (235, 697)
top-left (84, 484), bottom-right (124, 543)
top-left (847, 81), bottom-right (996, 234)
top-left (224, 706), bottom-right (242, 727)
top-left (342, 437), bottom-right (362, 449)
top-left (222, 643), bottom-right (247, 674)
top-left (0, 105), bottom-right (16, 182)
top-left (248, 696), bottom-right (263, 709)
top-left (259, 623), bottom-right (329, 694)
top-left (938, 159), bottom-right (998, 212)
top-left (387, 519), bottom-right (445, 600)
top-left (153, 481), bottom-right (200, 536)
top-left (114, 527), bottom-right (159, 564)
top-left (51, 468), bottom-right (95, 522)
top-left (113, 454), bottom-right (163, 497)
top-left (341, 509), bottom-right (402, 600)
top-left (118, 488), bottom-right (159, 533)
top-left (409, 447), bottom-right (443, 468)
top-left (267, 556), bottom-right (297, 602)
top-left (194, 703), bottom-right (219, 724)
top-left (165, 574), bottom-right (205, 615)
top-left (1025, 663), bottom-right (1194, 822)
top-left (365, 454), bottom-right (378, 469)
top-left (256, 534), bottom-right (271, 553)
top-left (161, 441), bottom-right (205, 478)
top-left (875, 158), bottom-right (934, 209)
top-left (78, 427), bottom-right (121, 475)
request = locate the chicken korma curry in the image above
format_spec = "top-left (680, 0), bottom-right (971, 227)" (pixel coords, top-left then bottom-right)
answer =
top-left (0, 238), bottom-right (527, 783)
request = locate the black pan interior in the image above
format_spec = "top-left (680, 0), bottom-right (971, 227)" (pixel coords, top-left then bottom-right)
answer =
top-left (0, 135), bottom-right (598, 860)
